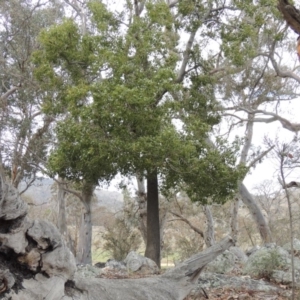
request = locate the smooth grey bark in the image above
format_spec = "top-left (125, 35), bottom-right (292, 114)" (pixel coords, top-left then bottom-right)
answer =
top-left (57, 179), bottom-right (75, 254)
top-left (57, 179), bottom-right (67, 237)
top-left (231, 113), bottom-right (272, 244)
top-left (207, 122), bottom-right (272, 245)
top-left (203, 205), bottom-right (215, 247)
top-left (136, 174), bottom-right (147, 244)
top-left (159, 206), bottom-right (168, 259)
top-left (279, 149), bottom-right (296, 299)
top-left (239, 182), bottom-right (272, 243)
top-left (76, 182), bottom-right (95, 265)
top-left (230, 197), bottom-right (239, 242)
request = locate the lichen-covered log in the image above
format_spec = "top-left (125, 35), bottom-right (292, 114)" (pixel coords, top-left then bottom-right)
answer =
top-left (0, 172), bottom-right (234, 300)
top-left (0, 175), bottom-right (76, 299)
top-left (63, 237), bottom-right (234, 300)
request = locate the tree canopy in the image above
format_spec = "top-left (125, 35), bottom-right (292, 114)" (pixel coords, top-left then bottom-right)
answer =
top-left (33, 1), bottom-right (243, 201)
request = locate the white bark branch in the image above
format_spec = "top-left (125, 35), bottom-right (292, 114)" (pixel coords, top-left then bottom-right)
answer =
top-left (175, 30), bottom-right (197, 83)
top-left (202, 205), bottom-right (215, 247)
top-left (169, 211), bottom-right (204, 238)
top-left (0, 86), bottom-right (18, 101)
top-left (239, 113), bottom-right (254, 164)
top-left (239, 182), bottom-right (273, 243)
top-left (247, 146), bottom-right (275, 169)
top-left (265, 39), bottom-right (300, 84)
top-left (225, 109), bottom-right (300, 133)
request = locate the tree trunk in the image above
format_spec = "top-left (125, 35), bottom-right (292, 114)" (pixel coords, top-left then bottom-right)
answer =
top-left (136, 174), bottom-right (147, 244)
top-left (57, 179), bottom-right (75, 254)
top-left (239, 182), bottom-right (272, 244)
top-left (76, 182), bottom-right (95, 265)
top-left (57, 179), bottom-right (67, 237)
top-left (145, 169), bottom-right (160, 268)
top-left (230, 197), bottom-right (239, 242)
top-left (203, 205), bottom-right (215, 247)
top-left (159, 207), bottom-right (168, 258)
top-left (222, 111), bottom-right (272, 245)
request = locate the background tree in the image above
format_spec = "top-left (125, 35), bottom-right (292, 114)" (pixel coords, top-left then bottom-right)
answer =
top-left (271, 138), bottom-right (300, 300)
top-left (0, 0), bottom-right (62, 191)
top-left (102, 204), bottom-right (142, 261)
top-left (203, 0), bottom-right (300, 244)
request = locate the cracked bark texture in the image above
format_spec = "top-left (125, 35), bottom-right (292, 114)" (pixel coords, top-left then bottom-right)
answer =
top-left (0, 175), bottom-right (76, 299)
top-left (0, 174), bottom-right (234, 299)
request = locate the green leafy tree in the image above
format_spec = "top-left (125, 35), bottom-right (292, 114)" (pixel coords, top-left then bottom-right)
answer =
top-left (34, 0), bottom-right (244, 266)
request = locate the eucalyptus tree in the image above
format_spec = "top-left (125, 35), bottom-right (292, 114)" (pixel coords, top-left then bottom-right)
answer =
top-left (148, 0), bottom-right (300, 247)
top-left (34, 0), bottom-right (246, 266)
top-left (0, 0), bottom-right (63, 191)
top-left (196, 0), bottom-right (300, 244)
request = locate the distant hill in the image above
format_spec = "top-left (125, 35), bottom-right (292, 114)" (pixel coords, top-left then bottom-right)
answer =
top-left (19, 178), bottom-right (123, 212)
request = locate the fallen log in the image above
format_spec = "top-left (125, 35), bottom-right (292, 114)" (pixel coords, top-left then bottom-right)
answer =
top-left (63, 236), bottom-right (234, 300)
top-left (0, 174), bottom-right (234, 300)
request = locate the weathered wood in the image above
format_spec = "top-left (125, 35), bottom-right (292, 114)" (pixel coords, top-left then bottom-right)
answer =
top-left (239, 183), bottom-right (273, 243)
top-left (0, 174), bottom-right (234, 300)
top-left (203, 205), bottom-right (215, 247)
top-left (163, 236), bottom-right (234, 282)
top-left (76, 182), bottom-right (95, 265)
top-left (136, 174), bottom-right (148, 244)
top-left (230, 197), bottom-right (239, 242)
top-left (59, 236), bottom-right (234, 300)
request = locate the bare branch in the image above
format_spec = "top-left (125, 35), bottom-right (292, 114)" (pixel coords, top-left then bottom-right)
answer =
top-left (29, 164), bottom-right (83, 201)
top-left (18, 174), bottom-right (36, 195)
top-left (264, 38), bottom-right (300, 84)
top-left (247, 146), bottom-right (275, 169)
top-left (240, 108), bottom-right (300, 132)
top-left (134, 0), bottom-right (145, 17)
top-left (27, 201), bottom-right (48, 206)
top-left (169, 211), bottom-right (204, 238)
top-left (239, 113), bottom-right (254, 165)
top-left (176, 30), bottom-right (197, 83)
top-left (61, 186), bottom-right (82, 201)
top-left (0, 86), bottom-right (19, 101)
top-left (64, 0), bottom-right (87, 34)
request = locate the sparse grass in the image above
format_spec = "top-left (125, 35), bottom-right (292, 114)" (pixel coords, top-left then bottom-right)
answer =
top-left (161, 252), bottom-right (180, 268)
top-left (92, 249), bottom-right (111, 264)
